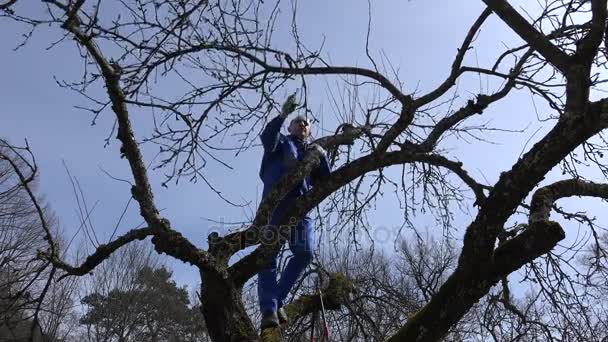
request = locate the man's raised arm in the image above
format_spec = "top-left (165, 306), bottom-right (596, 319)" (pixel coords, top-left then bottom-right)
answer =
top-left (260, 94), bottom-right (298, 152)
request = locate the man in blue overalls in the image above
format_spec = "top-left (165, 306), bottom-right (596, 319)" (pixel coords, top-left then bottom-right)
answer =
top-left (258, 95), bottom-right (331, 329)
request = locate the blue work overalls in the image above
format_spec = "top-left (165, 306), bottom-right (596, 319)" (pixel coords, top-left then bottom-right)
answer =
top-left (257, 115), bottom-right (331, 315)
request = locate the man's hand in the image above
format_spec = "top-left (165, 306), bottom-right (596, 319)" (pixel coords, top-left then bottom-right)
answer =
top-left (307, 143), bottom-right (326, 156)
top-left (280, 94), bottom-right (298, 118)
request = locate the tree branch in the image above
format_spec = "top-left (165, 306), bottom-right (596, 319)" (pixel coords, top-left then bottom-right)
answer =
top-left (373, 8), bottom-right (493, 154)
top-left (228, 151), bottom-right (488, 285)
top-left (0, 0), bottom-right (17, 11)
top-left (210, 127), bottom-right (371, 260)
top-left (260, 273), bottom-right (356, 341)
top-left (311, 124), bottom-right (371, 152)
top-left (52, 1), bottom-right (223, 275)
top-left (493, 179), bottom-right (608, 277)
top-left (373, 105), bottom-right (414, 153)
top-left (529, 179), bottom-right (608, 223)
top-left (0, 142), bottom-right (57, 259)
top-left (492, 220), bottom-right (565, 277)
top-left (574, 0), bottom-right (607, 64)
top-left (45, 227), bottom-right (153, 280)
top-left (413, 7), bottom-right (493, 108)
top-left (482, 0), bottom-right (571, 73)
top-left (387, 91), bottom-right (608, 342)
top-left (421, 49), bottom-right (532, 151)
top-left (148, 43), bottom-right (410, 104)
top-left (209, 146), bottom-right (325, 260)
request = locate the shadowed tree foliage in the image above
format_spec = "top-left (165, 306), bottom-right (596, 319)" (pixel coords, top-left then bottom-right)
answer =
top-left (80, 265), bottom-right (207, 342)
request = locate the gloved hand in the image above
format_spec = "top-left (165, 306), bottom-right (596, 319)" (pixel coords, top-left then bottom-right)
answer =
top-left (280, 93), bottom-right (298, 118)
top-left (306, 143), bottom-right (326, 156)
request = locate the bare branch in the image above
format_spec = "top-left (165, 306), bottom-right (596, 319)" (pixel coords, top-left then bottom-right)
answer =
top-left (413, 7), bottom-right (493, 108)
top-left (212, 149), bottom-right (324, 262)
top-left (574, 0), bottom-right (607, 64)
top-left (0, 140), bottom-right (56, 258)
top-left (228, 150), bottom-right (488, 285)
top-left (482, 0), bottom-right (571, 73)
top-left (44, 227), bottom-right (153, 280)
top-left (529, 179), bottom-right (608, 224)
top-left (0, 0), bottom-right (17, 11)
top-left (48, 1), bottom-right (223, 275)
top-left (493, 220), bottom-right (565, 277)
top-left (260, 273), bottom-right (356, 341)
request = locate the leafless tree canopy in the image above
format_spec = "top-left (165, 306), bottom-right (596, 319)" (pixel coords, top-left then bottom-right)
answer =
top-left (4, 0), bottom-right (608, 341)
top-left (0, 140), bottom-right (78, 341)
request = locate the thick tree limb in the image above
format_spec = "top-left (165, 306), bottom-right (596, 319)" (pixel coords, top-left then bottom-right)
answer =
top-left (463, 100), bottom-right (608, 262)
top-left (311, 124), bottom-right (371, 152)
top-left (210, 126), bottom-right (371, 260)
top-left (228, 151), bottom-right (487, 286)
top-left (529, 179), bottom-right (608, 223)
top-left (482, 0), bottom-right (571, 73)
top-left (492, 220), bottom-right (565, 277)
top-left (208, 146), bottom-right (324, 261)
top-left (260, 273), bottom-right (355, 341)
top-left (53, 2), bottom-right (223, 275)
top-left (60, 13), bottom-right (160, 225)
top-left (386, 96), bottom-right (608, 342)
top-left (494, 179), bottom-right (608, 281)
top-left (45, 227), bottom-right (153, 280)
top-left (574, 0), bottom-right (607, 64)
top-left (0, 0), bottom-right (17, 11)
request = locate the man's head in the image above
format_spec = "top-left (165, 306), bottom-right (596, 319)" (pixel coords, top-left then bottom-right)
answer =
top-left (287, 115), bottom-right (311, 140)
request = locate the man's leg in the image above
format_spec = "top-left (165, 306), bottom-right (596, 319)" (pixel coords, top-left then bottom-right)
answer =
top-left (257, 226), bottom-right (284, 330)
top-left (258, 199), bottom-right (290, 318)
top-left (257, 253), bottom-right (279, 315)
top-left (257, 220), bottom-right (285, 317)
top-left (276, 216), bottom-right (314, 306)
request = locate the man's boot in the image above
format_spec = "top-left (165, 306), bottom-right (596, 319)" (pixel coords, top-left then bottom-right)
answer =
top-left (260, 311), bottom-right (280, 330)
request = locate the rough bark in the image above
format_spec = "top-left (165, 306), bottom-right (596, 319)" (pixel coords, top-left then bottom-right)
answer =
top-left (200, 272), bottom-right (258, 342)
top-left (259, 273), bottom-right (355, 342)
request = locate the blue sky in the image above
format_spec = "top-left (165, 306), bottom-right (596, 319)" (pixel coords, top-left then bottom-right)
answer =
top-left (2, 0), bottom-right (605, 294)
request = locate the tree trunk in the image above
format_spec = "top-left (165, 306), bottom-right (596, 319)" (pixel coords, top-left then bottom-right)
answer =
top-left (200, 272), bottom-right (258, 342)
